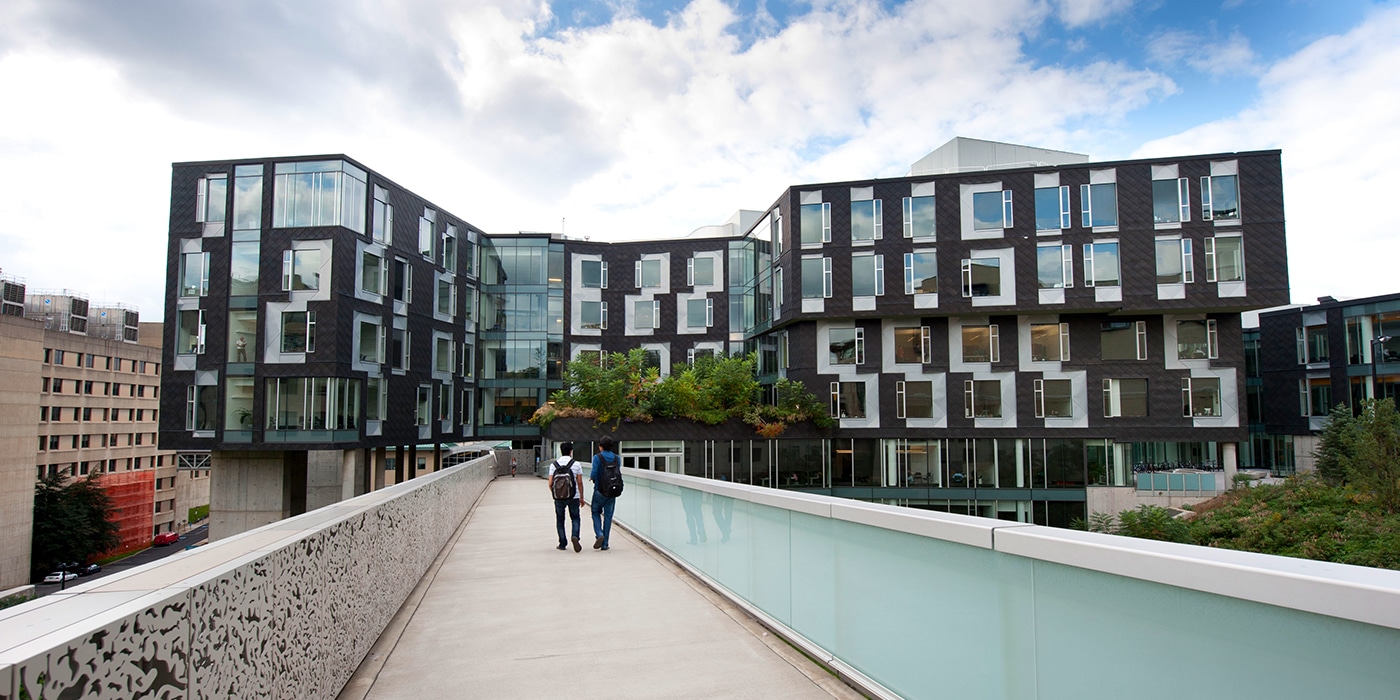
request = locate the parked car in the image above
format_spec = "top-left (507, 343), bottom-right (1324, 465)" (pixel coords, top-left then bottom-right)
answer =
top-left (43, 571), bottom-right (78, 583)
top-left (153, 532), bottom-right (180, 546)
top-left (77, 563), bottom-right (101, 576)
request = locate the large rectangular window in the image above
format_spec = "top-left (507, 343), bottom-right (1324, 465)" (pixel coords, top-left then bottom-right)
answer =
top-left (829, 327), bottom-right (865, 365)
top-left (1202, 174), bottom-right (1240, 221)
top-left (1177, 319), bottom-right (1219, 360)
top-left (1153, 178), bottom-right (1190, 224)
top-left (800, 202), bottom-right (830, 245)
top-left (894, 327), bottom-right (930, 364)
top-left (1298, 325), bottom-right (1329, 364)
top-left (264, 377), bottom-right (359, 431)
top-left (897, 381), bottom-right (934, 419)
top-left (688, 256), bottom-right (714, 286)
top-left (1101, 321), bottom-right (1147, 360)
top-left (581, 301), bottom-right (607, 330)
top-left (177, 310), bottom-right (205, 355)
top-left (851, 198), bottom-right (882, 241)
top-left (443, 225), bottom-right (458, 273)
top-left (393, 259), bottom-right (412, 303)
top-left (852, 253), bottom-right (884, 296)
top-left (636, 259), bottom-right (661, 288)
top-left (686, 298), bottom-right (713, 328)
top-left (435, 337), bottom-right (453, 374)
top-left (581, 259), bottom-right (607, 288)
top-left (1037, 244), bottom-right (1072, 289)
top-left (228, 310), bottom-right (256, 362)
top-left (196, 175), bottom-right (227, 225)
top-left (280, 311), bottom-right (315, 353)
top-left (1083, 241), bottom-right (1120, 287)
top-left (232, 165), bottom-right (262, 236)
top-left (964, 380), bottom-right (1002, 418)
top-left (281, 249), bottom-right (322, 291)
top-left (392, 329), bottom-right (410, 370)
top-left (371, 185), bottom-right (393, 244)
top-left (961, 257), bottom-right (1000, 297)
top-left (1205, 236), bottom-right (1245, 282)
top-left (358, 320), bottom-right (384, 363)
top-left (1035, 185), bottom-right (1070, 230)
top-left (1080, 182), bottom-right (1118, 228)
top-left (903, 195), bottom-right (936, 239)
top-left (272, 160), bottom-right (367, 233)
top-left (830, 381), bottom-right (867, 419)
top-left (904, 251), bottom-right (937, 294)
top-left (185, 385), bottom-right (216, 431)
top-left (801, 257), bottom-right (832, 298)
top-left (1103, 378), bottom-right (1147, 417)
top-left (418, 209), bottom-right (436, 260)
top-left (973, 190), bottom-right (1012, 230)
top-left (1302, 377), bottom-right (1332, 417)
top-left (1034, 379), bottom-right (1073, 418)
top-left (1031, 323), bottom-right (1070, 362)
top-left (436, 279), bottom-right (455, 317)
top-left (1155, 238), bottom-right (1193, 284)
top-left (634, 299), bottom-right (660, 329)
top-left (230, 243), bottom-right (259, 296)
top-left (1183, 377), bottom-right (1222, 417)
top-left (180, 252), bottom-right (209, 298)
top-left (224, 377), bottom-right (254, 431)
top-left (961, 324), bottom-right (999, 363)
top-left (360, 251), bottom-right (385, 296)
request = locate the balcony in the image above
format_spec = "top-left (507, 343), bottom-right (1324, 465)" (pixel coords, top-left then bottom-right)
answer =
top-left (3, 462), bottom-right (1399, 699)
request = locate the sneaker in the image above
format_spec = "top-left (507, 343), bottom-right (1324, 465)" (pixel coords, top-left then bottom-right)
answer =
top-left (601, 545), bottom-right (610, 551)
top-left (557, 544), bottom-right (567, 551)
top-left (572, 537), bottom-right (582, 553)
top-left (593, 537), bottom-right (603, 550)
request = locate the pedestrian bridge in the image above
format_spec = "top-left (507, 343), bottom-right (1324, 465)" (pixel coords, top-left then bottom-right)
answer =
top-left (3, 457), bottom-right (1399, 699)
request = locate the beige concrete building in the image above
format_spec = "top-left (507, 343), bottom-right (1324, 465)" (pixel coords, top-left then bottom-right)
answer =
top-left (0, 305), bottom-right (43, 589)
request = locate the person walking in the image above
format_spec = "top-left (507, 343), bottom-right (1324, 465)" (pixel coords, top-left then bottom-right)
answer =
top-left (590, 435), bottom-right (623, 551)
top-left (548, 443), bottom-right (586, 552)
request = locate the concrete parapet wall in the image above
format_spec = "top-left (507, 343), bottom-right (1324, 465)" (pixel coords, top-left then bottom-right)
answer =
top-left (0, 455), bottom-right (495, 700)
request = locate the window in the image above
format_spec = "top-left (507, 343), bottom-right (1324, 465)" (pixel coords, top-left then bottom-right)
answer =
top-left (196, 175), bottom-right (227, 224)
top-left (264, 377), bottom-right (360, 431)
top-left (180, 252), bottom-right (210, 297)
top-left (1301, 377), bottom-right (1332, 417)
top-left (1031, 323), bottom-right (1070, 362)
top-left (964, 380), bottom-right (1002, 418)
top-left (232, 164), bottom-right (262, 237)
top-left (961, 257), bottom-right (1000, 297)
top-left (774, 266), bottom-right (784, 312)
top-left (830, 381), bottom-right (867, 418)
top-left (688, 257), bottom-right (714, 286)
top-left (851, 197), bottom-right (883, 241)
top-left (436, 279), bottom-right (455, 316)
top-left (435, 337), bottom-right (453, 374)
top-left (1202, 175), bottom-right (1240, 221)
top-left (1037, 244), bottom-right (1073, 289)
top-left (1155, 238), bottom-right (1193, 284)
top-left (50, 378), bottom-right (59, 393)
top-left (1083, 241), bottom-right (1120, 287)
top-left (581, 301), bottom-right (607, 330)
top-left (972, 190), bottom-right (1012, 230)
top-left (897, 381), bottom-right (934, 419)
top-left (1297, 326), bottom-right (1329, 364)
top-left (280, 311), bottom-right (315, 353)
top-left (419, 209), bottom-right (436, 260)
top-left (800, 202), bottom-right (831, 245)
top-left (903, 195), bottom-right (936, 239)
top-left (177, 310), bottom-right (206, 355)
top-left (801, 257), bottom-right (832, 298)
top-left (581, 259), bottom-right (608, 289)
top-left (687, 298), bottom-right (713, 328)
top-left (1204, 236), bottom-right (1245, 282)
top-left (904, 251), bottom-right (937, 294)
top-left (360, 251), bottom-right (386, 296)
top-left (1080, 182), bottom-right (1118, 228)
top-left (358, 320), bottom-right (385, 363)
top-left (281, 249), bottom-right (322, 291)
top-left (230, 242), bottom-right (259, 296)
top-left (961, 324), bottom-right (999, 363)
top-left (1177, 319), bottom-right (1219, 360)
top-left (443, 225), bottom-right (458, 273)
top-left (636, 259), bottom-right (661, 288)
top-left (392, 258), bottom-right (412, 303)
top-left (366, 377), bottom-right (386, 422)
top-left (1035, 186), bottom-right (1070, 230)
top-left (1183, 377), bottom-right (1222, 417)
top-left (228, 309), bottom-right (256, 362)
top-left (894, 327), bottom-right (931, 364)
top-left (392, 329), bottom-right (410, 370)
top-left (372, 185), bottom-right (393, 244)
top-left (634, 299), bottom-right (660, 329)
top-left (1101, 321), bottom-right (1147, 361)
top-left (1035, 379), bottom-right (1073, 418)
top-left (852, 253), bottom-right (884, 296)
top-left (272, 160), bottom-right (367, 233)
top-left (1103, 378), bottom-right (1148, 417)
top-left (1153, 178), bottom-right (1190, 224)
top-left (185, 385), bottom-right (216, 431)
top-left (415, 385), bottom-right (431, 426)
top-left (460, 343), bottom-right (474, 378)
top-left (829, 327), bottom-right (865, 365)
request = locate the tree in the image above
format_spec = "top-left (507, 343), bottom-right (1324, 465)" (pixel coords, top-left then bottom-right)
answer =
top-left (1313, 398), bottom-right (1400, 512)
top-left (1313, 403), bottom-right (1357, 486)
top-left (31, 471), bottom-right (120, 580)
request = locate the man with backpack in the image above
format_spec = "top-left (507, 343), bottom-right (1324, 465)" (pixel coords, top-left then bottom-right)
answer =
top-left (548, 442), bottom-right (586, 552)
top-left (590, 435), bottom-right (624, 551)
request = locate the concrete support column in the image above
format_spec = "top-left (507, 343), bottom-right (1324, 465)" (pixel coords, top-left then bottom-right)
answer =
top-left (433, 443), bottom-right (442, 474)
top-left (394, 445), bottom-right (404, 485)
top-left (408, 444), bottom-right (418, 480)
top-left (375, 446), bottom-right (387, 490)
top-left (306, 450), bottom-right (349, 512)
top-left (1222, 442), bottom-right (1238, 487)
top-left (209, 450), bottom-right (306, 541)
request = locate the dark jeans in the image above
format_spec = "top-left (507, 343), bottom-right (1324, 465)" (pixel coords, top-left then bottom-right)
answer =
top-left (554, 498), bottom-right (580, 546)
top-left (591, 491), bottom-right (616, 547)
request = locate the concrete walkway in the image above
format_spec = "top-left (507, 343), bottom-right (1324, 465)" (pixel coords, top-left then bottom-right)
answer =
top-left (340, 476), bottom-right (863, 700)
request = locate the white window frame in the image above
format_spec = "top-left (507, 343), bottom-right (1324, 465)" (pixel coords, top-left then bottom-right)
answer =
top-left (372, 185), bottom-right (392, 245)
top-left (904, 251), bottom-right (937, 295)
top-left (418, 209), bottom-right (436, 260)
top-left (1080, 182), bottom-right (1118, 228)
top-left (687, 297), bottom-right (713, 329)
top-left (443, 224), bottom-right (458, 273)
top-left (829, 381), bottom-right (867, 419)
top-left (1201, 175), bottom-right (1240, 221)
top-left (801, 202), bottom-right (832, 245)
top-left (852, 253), bottom-right (884, 297)
top-left (1037, 244), bottom-right (1074, 289)
top-left (636, 259), bottom-right (662, 288)
top-left (895, 380), bottom-right (934, 419)
top-left (280, 310), bottom-right (315, 353)
top-left (829, 327), bottom-right (866, 365)
top-left (180, 252), bottom-right (210, 298)
top-left (771, 213), bottom-right (783, 257)
top-left (634, 299), bottom-right (660, 329)
top-left (852, 198), bottom-right (883, 241)
top-left (1082, 241), bottom-right (1120, 288)
top-left (963, 379), bottom-right (1001, 419)
top-left (358, 319), bottom-right (385, 364)
top-left (582, 300), bottom-right (607, 330)
top-left (196, 175), bottom-right (227, 224)
top-left (1204, 236), bottom-right (1245, 283)
top-left (178, 310), bottom-right (206, 355)
top-left (972, 190), bottom-right (1013, 230)
top-left (902, 194), bottom-right (936, 239)
top-left (961, 324), bottom-right (1000, 364)
top-left (1182, 376), bottom-right (1223, 417)
top-left (1102, 378), bottom-right (1148, 418)
top-left (960, 257), bottom-right (1001, 298)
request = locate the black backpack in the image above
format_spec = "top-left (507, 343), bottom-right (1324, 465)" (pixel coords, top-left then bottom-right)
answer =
top-left (551, 459), bottom-right (577, 501)
top-left (598, 453), bottom-right (624, 498)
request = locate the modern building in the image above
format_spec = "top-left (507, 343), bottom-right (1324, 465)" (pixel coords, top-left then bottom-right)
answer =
top-left (161, 138), bottom-right (1289, 531)
top-left (1249, 292), bottom-right (1400, 473)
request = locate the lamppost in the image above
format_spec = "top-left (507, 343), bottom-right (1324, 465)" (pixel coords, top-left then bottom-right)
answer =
top-left (1371, 335), bottom-right (1392, 403)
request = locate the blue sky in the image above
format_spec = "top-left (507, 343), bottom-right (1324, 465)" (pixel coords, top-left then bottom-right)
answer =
top-left (0, 0), bottom-right (1398, 317)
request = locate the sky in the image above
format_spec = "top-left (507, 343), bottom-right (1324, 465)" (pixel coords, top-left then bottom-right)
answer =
top-left (0, 0), bottom-right (1397, 320)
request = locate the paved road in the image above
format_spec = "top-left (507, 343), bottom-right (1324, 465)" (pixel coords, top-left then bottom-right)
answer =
top-left (31, 524), bottom-right (209, 596)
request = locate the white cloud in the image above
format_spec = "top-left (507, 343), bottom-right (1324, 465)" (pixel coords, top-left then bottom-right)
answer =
top-left (1147, 29), bottom-right (1258, 76)
top-left (1135, 6), bottom-right (1400, 304)
top-left (1054, 0), bottom-right (1135, 28)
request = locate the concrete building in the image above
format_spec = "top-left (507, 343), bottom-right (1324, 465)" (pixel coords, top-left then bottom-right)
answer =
top-left (161, 139), bottom-right (1289, 532)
